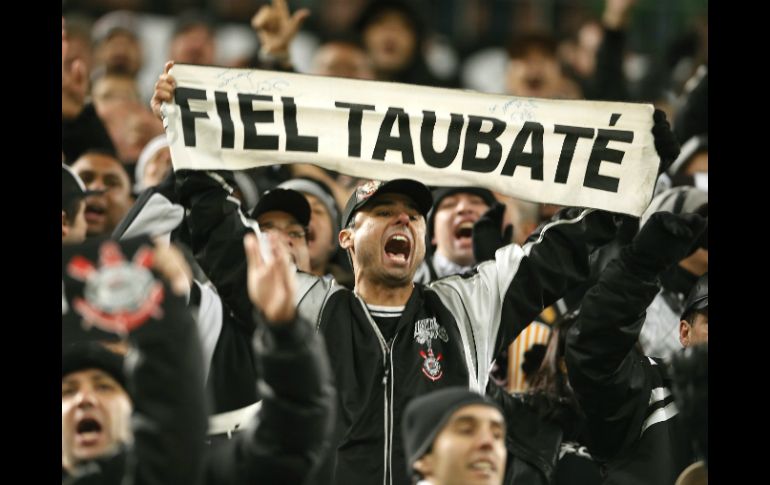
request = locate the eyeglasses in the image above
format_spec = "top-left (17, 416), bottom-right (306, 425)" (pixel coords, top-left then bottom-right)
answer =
top-left (260, 225), bottom-right (306, 241)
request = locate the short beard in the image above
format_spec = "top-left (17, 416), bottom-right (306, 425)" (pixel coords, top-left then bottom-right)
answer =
top-left (377, 271), bottom-right (414, 288)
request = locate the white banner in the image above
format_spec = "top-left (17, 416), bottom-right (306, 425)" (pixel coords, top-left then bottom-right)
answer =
top-left (163, 64), bottom-right (659, 216)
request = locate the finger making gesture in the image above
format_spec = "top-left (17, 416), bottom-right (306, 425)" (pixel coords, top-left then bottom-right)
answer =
top-left (251, 0), bottom-right (310, 64)
top-left (62, 18), bottom-right (88, 120)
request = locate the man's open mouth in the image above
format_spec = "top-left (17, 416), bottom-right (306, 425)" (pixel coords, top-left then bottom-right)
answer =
top-left (525, 77), bottom-right (545, 91)
top-left (75, 417), bottom-right (104, 445)
top-left (454, 221), bottom-right (474, 240)
top-left (384, 234), bottom-right (411, 263)
top-left (84, 204), bottom-right (106, 222)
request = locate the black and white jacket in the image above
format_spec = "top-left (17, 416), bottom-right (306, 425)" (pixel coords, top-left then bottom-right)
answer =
top-left (177, 170), bottom-right (620, 485)
top-left (565, 247), bottom-right (696, 485)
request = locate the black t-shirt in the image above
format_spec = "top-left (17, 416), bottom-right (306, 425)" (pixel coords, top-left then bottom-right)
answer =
top-left (366, 304), bottom-right (404, 344)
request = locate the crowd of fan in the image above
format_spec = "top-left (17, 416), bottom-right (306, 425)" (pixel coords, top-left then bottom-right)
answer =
top-left (62, 1), bottom-right (708, 484)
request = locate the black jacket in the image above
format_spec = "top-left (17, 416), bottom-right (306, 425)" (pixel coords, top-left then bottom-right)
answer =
top-left (565, 248), bottom-right (696, 484)
top-left (112, 174), bottom-right (260, 414)
top-left (203, 314), bottom-right (336, 484)
top-left (487, 383), bottom-right (601, 485)
top-left (62, 238), bottom-right (208, 484)
top-left (62, 238), bottom-right (335, 485)
top-left (177, 170), bottom-right (620, 485)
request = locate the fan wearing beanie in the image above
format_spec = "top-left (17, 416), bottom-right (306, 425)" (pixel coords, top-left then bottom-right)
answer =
top-left (402, 388), bottom-right (506, 485)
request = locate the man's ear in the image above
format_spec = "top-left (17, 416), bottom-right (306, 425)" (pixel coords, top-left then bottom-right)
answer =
top-left (62, 210), bottom-right (69, 239)
top-left (413, 453), bottom-right (434, 479)
top-left (339, 227), bottom-right (354, 250)
top-left (679, 320), bottom-right (691, 347)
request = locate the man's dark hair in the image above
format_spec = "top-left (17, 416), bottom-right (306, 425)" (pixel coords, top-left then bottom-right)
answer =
top-left (78, 148), bottom-right (122, 162)
top-left (63, 198), bottom-right (84, 225)
top-left (506, 32), bottom-right (558, 60)
top-left (682, 307), bottom-right (708, 326)
top-left (356, 0), bottom-right (425, 40)
top-left (172, 9), bottom-right (215, 39)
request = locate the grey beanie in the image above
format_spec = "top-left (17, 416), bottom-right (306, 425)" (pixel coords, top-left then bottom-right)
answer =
top-left (279, 178), bottom-right (340, 244)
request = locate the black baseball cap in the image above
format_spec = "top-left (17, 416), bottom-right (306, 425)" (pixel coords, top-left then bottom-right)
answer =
top-left (62, 164), bottom-right (102, 210)
top-left (342, 179), bottom-right (433, 228)
top-left (681, 273), bottom-right (708, 319)
top-left (250, 188), bottom-right (311, 227)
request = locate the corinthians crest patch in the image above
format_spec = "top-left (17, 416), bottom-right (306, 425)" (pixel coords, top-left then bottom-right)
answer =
top-left (67, 241), bottom-right (164, 334)
top-left (420, 348), bottom-right (443, 381)
top-left (414, 317), bottom-right (448, 382)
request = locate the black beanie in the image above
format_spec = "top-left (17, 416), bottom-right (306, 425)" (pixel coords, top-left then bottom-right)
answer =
top-left (62, 341), bottom-right (126, 389)
top-left (401, 387), bottom-right (501, 476)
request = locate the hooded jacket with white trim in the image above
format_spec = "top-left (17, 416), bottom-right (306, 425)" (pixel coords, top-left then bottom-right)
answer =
top-left (176, 169), bottom-right (620, 485)
top-left (564, 214), bottom-right (704, 485)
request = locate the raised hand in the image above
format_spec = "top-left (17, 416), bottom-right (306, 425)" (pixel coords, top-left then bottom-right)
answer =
top-left (243, 231), bottom-right (297, 323)
top-left (631, 211), bottom-right (707, 271)
top-left (652, 109), bottom-right (680, 175)
top-left (62, 19), bottom-right (88, 120)
top-left (151, 61), bottom-right (176, 120)
top-left (251, 0), bottom-right (310, 59)
top-left (152, 242), bottom-right (192, 297)
top-left (603, 0), bottom-right (638, 30)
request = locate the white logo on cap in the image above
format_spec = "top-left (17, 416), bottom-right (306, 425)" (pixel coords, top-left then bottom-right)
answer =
top-left (356, 180), bottom-right (382, 202)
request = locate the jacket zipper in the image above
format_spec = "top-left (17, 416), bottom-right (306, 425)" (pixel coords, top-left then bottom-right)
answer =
top-left (357, 296), bottom-right (397, 485)
top-left (387, 334), bottom-right (397, 485)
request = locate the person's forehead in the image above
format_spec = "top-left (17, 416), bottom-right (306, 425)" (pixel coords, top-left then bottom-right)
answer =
top-left (175, 25), bottom-right (213, 40)
top-left (524, 49), bottom-right (557, 62)
top-left (73, 155), bottom-right (127, 177)
top-left (439, 192), bottom-right (487, 204)
top-left (371, 10), bottom-right (412, 29)
top-left (320, 43), bottom-right (365, 58)
top-left (448, 404), bottom-right (504, 424)
top-left (302, 192), bottom-right (326, 207)
top-left (258, 210), bottom-right (302, 227)
top-left (304, 193), bottom-right (326, 210)
top-left (63, 368), bottom-right (118, 385)
top-left (103, 31), bottom-right (138, 45)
